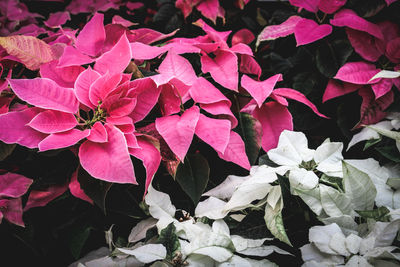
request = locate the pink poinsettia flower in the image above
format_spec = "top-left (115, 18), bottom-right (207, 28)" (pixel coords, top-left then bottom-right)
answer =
top-left (176, 0), bottom-right (225, 24)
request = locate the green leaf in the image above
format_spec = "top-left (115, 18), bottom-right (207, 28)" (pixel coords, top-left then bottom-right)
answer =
top-left (264, 190), bottom-right (291, 246)
top-left (375, 146), bottom-right (400, 162)
top-left (367, 126), bottom-right (400, 142)
top-left (387, 178), bottom-right (400, 189)
top-left (316, 40), bottom-right (353, 78)
top-left (357, 206), bottom-right (390, 222)
top-left (364, 137), bottom-right (381, 150)
top-left (157, 223), bottom-right (180, 261)
top-left (0, 141), bottom-right (16, 161)
top-left (320, 174), bottom-right (343, 192)
top-left (320, 184), bottom-right (354, 217)
top-left (237, 113), bottom-right (262, 165)
top-left (77, 167), bottom-right (112, 213)
top-left (258, 154), bottom-right (280, 167)
top-left (176, 153), bottom-right (209, 205)
top-left (69, 225), bottom-right (91, 259)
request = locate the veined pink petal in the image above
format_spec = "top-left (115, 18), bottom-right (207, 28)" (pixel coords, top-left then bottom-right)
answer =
top-left (158, 51), bottom-right (198, 86)
top-left (273, 88), bottom-right (328, 118)
top-left (76, 12), bottom-right (106, 57)
top-left (375, 21), bottom-right (400, 55)
top-left (159, 84), bottom-right (182, 116)
top-left (294, 19), bottom-right (332, 46)
top-left (232, 29), bottom-right (255, 46)
top-left (257, 16), bottom-right (302, 45)
top-left (104, 97), bottom-right (137, 118)
top-left (87, 122), bottom-right (108, 143)
top-left (239, 55), bottom-right (262, 78)
top-left (9, 78), bottom-right (79, 113)
top-left (189, 77), bottom-right (230, 104)
top-left (94, 33), bottom-right (132, 75)
top-left (38, 129), bottom-right (89, 151)
top-left (40, 60), bottom-right (84, 88)
top-left (334, 62), bottom-right (380, 84)
top-left (89, 72), bottom-right (122, 106)
top-left (195, 114), bottom-right (231, 154)
top-left (128, 77), bottom-right (162, 123)
top-left (74, 67), bottom-right (101, 109)
top-left (241, 74), bottom-right (282, 107)
top-left (24, 183), bottom-right (68, 211)
top-left (252, 102), bottom-right (293, 152)
top-left (79, 124), bottom-right (136, 184)
top-left (124, 133), bottom-right (139, 148)
top-left (106, 116), bottom-right (135, 134)
top-left (318, 0), bottom-right (346, 14)
top-left (128, 28), bottom-right (178, 45)
top-left (193, 19), bottom-right (231, 43)
top-left (217, 131), bottom-right (250, 170)
top-left (57, 46), bottom-right (94, 68)
top-left (155, 105), bottom-right (200, 161)
top-left (112, 15), bottom-right (136, 27)
top-left (130, 42), bottom-right (168, 60)
top-left (322, 79), bottom-right (360, 102)
top-left (0, 173), bottom-right (32, 198)
top-left (1, 198), bottom-right (24, 226)
top-left (330, 9), bottom-right (383, 39)
top-left (0, 108), bottom-right (47, 148)
top-left (346, 29), bottom-right (382, 62)
top-left (28, 110), bottom-right (77, 134)
top-left (230, 43), bottom-right (253, 56)
top-left (129, 137), bottom-right (161, 196)
top-left (197, 0), bottom-right (221, 23)
top-left (201, 49), bottom-right (238, 91)
top-left (371, 78), bottom-right (394, 99)
top-left (289, 0), bottom-right (319, 12)
top-left (200, 102), bottom-right (238, 129)
top-left (69, 170), bottom-right (93, 204)
top-left (44, 11), bottom-right (70, 28)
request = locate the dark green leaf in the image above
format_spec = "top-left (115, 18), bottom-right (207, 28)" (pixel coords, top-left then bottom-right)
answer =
top-left (364, 137), bottom-right (382, 150)
top-left (320, 174), bottom-right (343, 191)
top-left (69, 226), bottom-right (91, 259)
top-left (376, 146), bottom-right (400, 162)
top-left (176, 153), bottom-right (209, 205)
top-left (77, 167), bottom-right (112, 213)
top-left (237, 112), bottom-right (262, 165)
top-left (316, 40), bottom-right (353, 78)
top-left (347, 0), bottom-right (386, 17)
top-left (157, 223), bottom-right (180, 261)
top-left (357, 206), bottom-right (391, 222)
top-left (0, 142), bottom-right (16, 161)
top-left (258, 154), bottom-right (280, 167)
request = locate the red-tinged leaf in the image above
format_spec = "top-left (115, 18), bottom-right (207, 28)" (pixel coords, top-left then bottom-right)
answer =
top-left (289, 0), bottom-right (319, 12)
top-left (318, 0), bottom-right (347, 14)
top-left (270, 93), bottom-right (289, 106)
top-left (69, 170), bottom-right (93, 204)
top-left (355, 87), bottom-right (394, 128)
top-left (40, 60), bottom-right (84, 88)
top-left (375, 21), bottom-right (400, 55)
top-left (201, 49), bottom-right (238, 91)
top-left (335, 62), bottom-right (381, 85)
top-left (201, 102), bottom-right (238, 129)
top-left (128, 28), bottom-right (178, 45)
top-left (87, 122), bottom-right (108, 143)
top-left (38, 129), bottom-right (89, 151)
top-left (9, 78), bottom-right (79, 113)
top-left (155, 106), bottom-right (200, 161)
top-left (94, 33), bottom-right (131, 75)
top-left (0, 198), bottom-right (24, 227)
top-left (189, 77), bottom-right (230, 104)
top-left (44, 11), bottom-right (70, 28)
top-left (0, 173), bottom-right (32, 198)
top-left (371, 78), bottom-right (394, 99)
top-left (346, 29), bottom-right (382, 62)
top-left (252, 102), bottom-right (293, 152)
top-left (273, 88), bottom-right (328, 118)
top-left (129, 137), bottom-right (161, 197)
top-left (74, 67), bottom-right (101, 109)
top-left (239, 54), bottom-right (262, 78)
top-left (0, 108), bottom-right (47, 148)
top-left (130, 42), bottom-right (168, 60)
top-left (79, 124), bottom-right (136, 184)
top-left (386, 37), bottom-right (400, 64)
top-left (89, 72), bottom-right (122, 106)
top-left (159, 84), bottom-right (182, 116)
top-left (241, 74), bottom-right (282, 107)
top-left (294, 19), bottom-right (332, 46)
top-left (322, 79), bottom-right (360, 102)
top-left (0, 35), bottom-right (55, 71)
top-left (176, 0), bottom-right (196, 18)
top-left (197, 0), bottom-right (221, 23)
top-left (75, 13), bottom-right (105, 57)
top-left (232, 29), bottom-right (255, 46)
top-left (218, 131), bottom-right (250, 170)
top-left (330, 9), bottom-right (383, 39)
top-left (58, 46), bottom-right (94, 68)
top-left (28, 110), bottom-right (77, 134)
top-left (157, 51), bottom-right (197, 86)
top-left (257, 16), bottom-right (302, 46)
top-left (230, 43), bottom-right (253, 56)
top-left (238, 112), bottom-right (262, 165)
top-left (24, 183), bottom-right (68, 211)
top-left (195, 114), bottom-right (231, 154)
top-left (128, 78), bottom-right (162, 123)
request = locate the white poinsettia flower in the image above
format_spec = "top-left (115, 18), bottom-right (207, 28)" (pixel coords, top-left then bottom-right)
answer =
top-left (289, 168), bottom-right (319, 193)
top-left (314, 141), bottom-right (344, 177)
